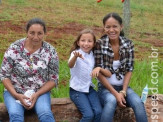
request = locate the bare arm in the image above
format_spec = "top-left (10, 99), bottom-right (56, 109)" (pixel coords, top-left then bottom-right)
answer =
top-left (98, 73), bottom-right (126, 108)
top-left (98, 73), bottom-right (118, 96)
top-left (68, 51), bottom-right (83, 68)
top-left (29, 81), bottom-right (56, 109)
top-left (100, 68), bottom-right (112, 77)
top-left (68, 55), bottom-right (78, 68)
top-left (121, 72), bottom-right (132, 93)
top-left (91, 67), bottom-right (112, 78)
top-left (2, 78), bottom-right (19, 98)
top-left (2, 78), bottom-right (30, 108)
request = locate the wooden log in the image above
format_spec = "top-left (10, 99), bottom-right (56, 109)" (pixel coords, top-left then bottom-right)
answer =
top-left (0, 95), bottom-right (163, 122)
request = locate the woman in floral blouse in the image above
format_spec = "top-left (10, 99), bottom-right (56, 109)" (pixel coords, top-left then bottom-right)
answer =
top-left (0, 18), bottom-right (59, 122)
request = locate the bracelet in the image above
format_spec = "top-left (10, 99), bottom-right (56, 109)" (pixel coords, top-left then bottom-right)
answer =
top-left (119, 90), bottom-right (126, 97)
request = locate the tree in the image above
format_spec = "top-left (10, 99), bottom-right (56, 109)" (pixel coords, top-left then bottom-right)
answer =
top-left (123, 0), bottom-right (130, 37)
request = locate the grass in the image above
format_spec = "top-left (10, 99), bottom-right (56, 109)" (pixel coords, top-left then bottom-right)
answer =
top-left (0, 0), bottom-right (163, 102)
top-left (1, 59), bottom-right (162, 102)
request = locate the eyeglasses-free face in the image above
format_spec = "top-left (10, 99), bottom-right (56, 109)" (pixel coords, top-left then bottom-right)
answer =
top-left (104, 17), bottom-right (122, 41)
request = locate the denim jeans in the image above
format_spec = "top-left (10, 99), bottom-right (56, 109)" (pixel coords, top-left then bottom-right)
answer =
top-left (70, 87), bottom-right (102, 122)
top-left (3, 91), bottom-right (55, 122)
top-left (98, 83), bottom-right (148, 122)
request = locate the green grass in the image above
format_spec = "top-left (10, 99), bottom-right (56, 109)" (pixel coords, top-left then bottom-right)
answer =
top-left (0, 59), bottom-right (162, 102)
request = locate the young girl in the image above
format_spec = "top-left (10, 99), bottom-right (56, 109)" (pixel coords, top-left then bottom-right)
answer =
top-left (68, 29), bottom-right (111, 122)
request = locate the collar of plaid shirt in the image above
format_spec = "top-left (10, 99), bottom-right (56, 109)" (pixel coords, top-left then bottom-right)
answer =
top-left (94, 35), bottom-right (134, 80)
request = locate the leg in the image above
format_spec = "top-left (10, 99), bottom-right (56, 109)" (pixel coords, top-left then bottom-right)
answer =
top-left (3, 91), bottom-right (25, 122)
top-left (98, 87), bottom-right (117, 122)
top-left (126, 87), bottom-right (148, 122)
top-left (70, 88), bottom-right (94, 122)
top-left (34, 92), bottom-right (55, 122)
top-left (87, 87), bottom-right (102, 122)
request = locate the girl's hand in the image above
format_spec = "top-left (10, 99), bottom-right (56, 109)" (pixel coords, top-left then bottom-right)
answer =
top-left (91, 67), bottom-right (101, 78)
top-left (115, 93), bottom-right (126, 108)
top-left (73, 51), bottom-right (84, 59)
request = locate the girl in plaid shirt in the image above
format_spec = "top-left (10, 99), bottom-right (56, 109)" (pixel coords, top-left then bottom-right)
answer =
top-left (93, 12), bottom-right (148, 122)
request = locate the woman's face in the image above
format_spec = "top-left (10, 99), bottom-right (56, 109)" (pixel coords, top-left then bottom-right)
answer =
top-left (27, 24), bottom-right (45, 47)
top-left (104, 17), bottom-right (122, 41)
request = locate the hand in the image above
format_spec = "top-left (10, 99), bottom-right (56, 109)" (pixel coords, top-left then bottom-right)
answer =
top-left (27, 92), bottom-right (39, 109)
top-left (91, 67), bottom-right (101, 78)
top-left (115, 93), bottom-right (126, 108)
top-left (73, 51), bottom-right (84, 59)
top-left (15, 93), bottom-right (31, 109)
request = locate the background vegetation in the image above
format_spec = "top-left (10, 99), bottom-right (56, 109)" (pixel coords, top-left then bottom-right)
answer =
top-left (0, 0), bottom-right (163, 102)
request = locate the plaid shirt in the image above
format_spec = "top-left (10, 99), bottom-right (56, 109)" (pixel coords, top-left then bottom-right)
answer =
top-left (94, 35), bottom-right (134, 80)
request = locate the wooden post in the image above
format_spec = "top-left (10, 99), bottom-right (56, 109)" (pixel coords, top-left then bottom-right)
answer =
top-left (123, 0), bottom-right (130, 37)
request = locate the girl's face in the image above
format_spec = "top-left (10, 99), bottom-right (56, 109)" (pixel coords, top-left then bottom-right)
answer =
top-left (104, 17), bottom-right (122, 41)
top-left (77, 33), bottom-right (95, 53)
top-left (27, 24), bottom-right (45, 47)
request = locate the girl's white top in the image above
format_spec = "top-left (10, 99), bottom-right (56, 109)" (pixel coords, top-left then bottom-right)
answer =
top-left (68, 49), bottom-right (95, 93)
top-left (106, 60), bottom-right (124, 86)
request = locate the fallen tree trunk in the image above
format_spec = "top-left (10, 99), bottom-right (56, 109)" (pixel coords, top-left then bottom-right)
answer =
top-left (0, 94), bottom-right (163, 122)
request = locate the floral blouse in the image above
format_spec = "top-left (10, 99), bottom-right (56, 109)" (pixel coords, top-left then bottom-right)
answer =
top-left (0, 38), bottom-right (59, 94)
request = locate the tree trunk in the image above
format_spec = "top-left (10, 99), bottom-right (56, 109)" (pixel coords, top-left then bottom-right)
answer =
top-left (123, 0), bottom-right (130, 37)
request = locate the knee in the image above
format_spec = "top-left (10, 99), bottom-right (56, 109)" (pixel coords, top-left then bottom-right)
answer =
top-left (9, 113), bottom-right (24, 122)
top-left (95, 108), bottom-right (102, 116)
top-left (83, 111), bottom-right (94, 120)
top-left (104, 97), bottom-right (117, 109)
top-left (129, 97), bottom-right (143, 108)
top-left (38, 111), bottom-right (55, 122)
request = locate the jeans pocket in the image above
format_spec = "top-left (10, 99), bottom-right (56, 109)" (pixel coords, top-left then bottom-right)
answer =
top-left (70, 89), bottom-right (79, 102)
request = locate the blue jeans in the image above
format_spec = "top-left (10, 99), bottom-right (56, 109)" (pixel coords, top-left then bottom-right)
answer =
top-left (98, 83), bottom-right (148, 122)
top-left (70, 87), bottom-right (102, 122)
top-left (3, 91), bottom-right (55, 122)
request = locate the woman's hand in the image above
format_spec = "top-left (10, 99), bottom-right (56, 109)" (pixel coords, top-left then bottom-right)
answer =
top-left (91, 67), bottom-right (101, 78)
top-left (115, 93), bottom-right (126, 108)
top-left (15, 93), bottom-right (31, 109)
top-left (27, 92), bottom-right (39, 109)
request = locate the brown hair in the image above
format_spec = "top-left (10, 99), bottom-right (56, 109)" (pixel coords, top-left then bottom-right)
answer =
top-left (70, 29), bottom-right (96, 53)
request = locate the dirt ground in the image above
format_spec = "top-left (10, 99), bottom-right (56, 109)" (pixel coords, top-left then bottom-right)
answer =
top-left (0, 21), bottom-right (163, 60)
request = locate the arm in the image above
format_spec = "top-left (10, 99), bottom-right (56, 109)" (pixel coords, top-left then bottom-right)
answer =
top-left (2, 78), bottom-right (30, 108)
top-left (0, 47), bottom-right (31, 108)
top-left (120, 40), bottom-right (134, 96)
top-left (94, 40), bottom-right (125, 107)
top-left (68, 51), bottom-right (83, 68)
top-left (98, 73), bottom-right (126, 108)
top-left (91, 67), bottom-right (112, 78)
top-left (29, 80), bottom-right (56, 109)
top-left (122, 72), bottom-right (132, 92)
top-left (68, 55), bottom-right (78, 68)
top-left (29, 48), bottom-right (59, 109)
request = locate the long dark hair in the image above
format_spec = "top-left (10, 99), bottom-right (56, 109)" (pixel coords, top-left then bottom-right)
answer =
top-left (70, 29), bottom-right (96, 53)
top-left (102, 12), bottom-right (124, 36)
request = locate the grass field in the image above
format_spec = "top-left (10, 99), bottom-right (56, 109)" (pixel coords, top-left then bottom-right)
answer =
top-left (0, 0), bottom-right (163, 102)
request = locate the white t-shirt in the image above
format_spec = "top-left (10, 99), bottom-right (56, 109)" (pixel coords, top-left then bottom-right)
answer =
top-left (68, 49), bottom-right (95, 93)
top-left (106, 60), bottom-right (124, 86)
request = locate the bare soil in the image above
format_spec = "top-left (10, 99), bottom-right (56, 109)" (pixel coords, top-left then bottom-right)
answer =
top-left (0, 21), bottom-right (162, 60)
